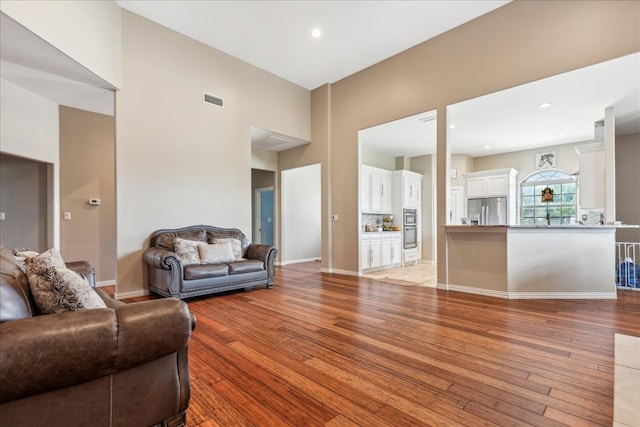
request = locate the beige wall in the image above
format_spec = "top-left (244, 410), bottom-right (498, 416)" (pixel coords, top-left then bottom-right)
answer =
top-left (59, 106), bottom-right (116, 283)
top-left (116, 11), bottom-right (310, 296)
top-left (473, 141), bottom-right (585, 183)
top-left (615, 133), bottom-right (640, 243)
top-left (318, 1), bottom-right (640, 279)
top-left (0, 154), bottom-right (48, 251)
top-left (361, 148), bottom-right (395, 170)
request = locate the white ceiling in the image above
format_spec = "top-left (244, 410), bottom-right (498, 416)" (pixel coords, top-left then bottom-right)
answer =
top-left (360, 52), bottom-right (640, 158)
top-left (116, 0), bottom-right (510, 91)
top-left (2, 3), bottom-right (638, 157)
top-left (0, 13), bottom-right (115, 116)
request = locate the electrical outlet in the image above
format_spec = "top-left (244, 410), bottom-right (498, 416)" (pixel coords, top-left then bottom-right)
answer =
top-left (64, 212), bottom-right (71, 220)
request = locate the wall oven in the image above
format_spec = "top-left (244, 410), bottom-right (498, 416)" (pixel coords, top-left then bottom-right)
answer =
top-left (403, 209), bottom-right (417, 249)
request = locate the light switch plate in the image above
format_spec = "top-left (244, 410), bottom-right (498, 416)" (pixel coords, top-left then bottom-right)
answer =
top-left (0, 212), bottom-right (5, 220)
top-left (64, 212), bottom-right (71, 220)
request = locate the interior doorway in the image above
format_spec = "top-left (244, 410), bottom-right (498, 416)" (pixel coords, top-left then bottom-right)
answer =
top-left (254, 187), bottom-right (274, 245)
top-left (251, 169), bottom-right (276, 245)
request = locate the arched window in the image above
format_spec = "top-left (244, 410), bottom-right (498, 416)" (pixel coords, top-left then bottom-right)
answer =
top-left (520, 169), bottom-right (576, 225)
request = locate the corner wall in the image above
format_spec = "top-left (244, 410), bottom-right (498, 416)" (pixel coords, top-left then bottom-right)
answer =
top-left (59, 106), bottom-right (116, 283)
top-left (615, 132), bottom-right (640, 243)
top-left (319, 0), bottom-right (640, 279)
top-left (116, 11), bottom-right (310, 296)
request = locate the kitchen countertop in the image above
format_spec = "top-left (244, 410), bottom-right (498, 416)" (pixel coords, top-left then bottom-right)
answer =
top-left (443, 224), bottom-right (638, 229)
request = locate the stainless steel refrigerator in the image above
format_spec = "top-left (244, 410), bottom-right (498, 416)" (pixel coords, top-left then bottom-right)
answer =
top-left (468, 197), bottom-right (507, 225)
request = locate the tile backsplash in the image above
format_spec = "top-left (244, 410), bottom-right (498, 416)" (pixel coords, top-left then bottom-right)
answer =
top-left (361, 213), bottom-right (395, 231)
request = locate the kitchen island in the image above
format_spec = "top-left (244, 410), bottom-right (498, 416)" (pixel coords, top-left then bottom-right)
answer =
top-left (443, 225), bottom-right (620, 299)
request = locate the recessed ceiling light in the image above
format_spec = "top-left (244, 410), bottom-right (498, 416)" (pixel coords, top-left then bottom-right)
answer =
top-left (311, 28), bottom-right (322, 38)
top-left (538, 103), bottom-right (552, 109)
top-left (483, 145), bottom-right (491, 149)
top-left (559, 132), bottom-right (568, 136)
top-left (449, 124), bottom-right (456, 129)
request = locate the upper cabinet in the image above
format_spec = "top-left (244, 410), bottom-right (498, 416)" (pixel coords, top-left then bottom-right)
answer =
top-left (361, 165), bottom-right (392, 213)
top-left (575, 142), bottom-right (604, 209)
top-left (463, 168), bottom-right (518, 198)
top-left (392, 170), bottom-right (422, 209)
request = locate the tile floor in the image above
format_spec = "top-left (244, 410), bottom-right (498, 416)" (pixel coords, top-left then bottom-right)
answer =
top-left (614, 333), bottom-right (640, 427)
top-left (363, 260), bottom-right (437, 287)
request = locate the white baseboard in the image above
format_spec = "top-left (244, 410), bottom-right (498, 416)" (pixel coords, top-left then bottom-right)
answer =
top-left (440, 283), bottom-right (617, 299)
top-left (279, 257), bottom-right (321, 266)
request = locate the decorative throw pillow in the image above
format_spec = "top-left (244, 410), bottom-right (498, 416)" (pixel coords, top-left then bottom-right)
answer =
top-left (213, 238), bottom-right (243, 260)
top-left (26, 258), bottom-right (106, 314)
top-left (198, 242), bottom-right (235, 264)
top-left (13, 248), bottom-right (40, 272)
top-left (27, 247), bottom-right (66, 269)
top-left (174, 238), bottom-right (202, 265)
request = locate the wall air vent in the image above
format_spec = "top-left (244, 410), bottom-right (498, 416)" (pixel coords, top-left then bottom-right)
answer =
top-left (203, 92), bottom-right (224, 107)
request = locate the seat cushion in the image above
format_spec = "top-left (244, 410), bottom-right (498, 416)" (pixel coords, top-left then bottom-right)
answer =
top-left (228, 260), bottom-right (264, 275)
top-left (183, 263), bottom-right (229, 280)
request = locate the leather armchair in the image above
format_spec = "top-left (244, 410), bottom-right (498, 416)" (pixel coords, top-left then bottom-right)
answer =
top-left (0, 244), bottom-right (194, 427)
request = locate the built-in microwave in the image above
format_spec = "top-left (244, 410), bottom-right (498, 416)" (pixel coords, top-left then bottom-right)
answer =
top-left (403, 209), bottom-right (418, 249)
top-left (403, 209), bottom-right (417, 226)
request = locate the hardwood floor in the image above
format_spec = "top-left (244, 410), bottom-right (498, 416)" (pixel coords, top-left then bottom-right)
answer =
top-left (120, 262), bottom-right (640, 426)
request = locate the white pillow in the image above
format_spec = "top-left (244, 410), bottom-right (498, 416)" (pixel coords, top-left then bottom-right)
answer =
top-left (213, 238), bottom-right (243, 260)
top-left (198, 242), bottom-right (235, 264)
top-left (174, 238), bottom-right (202, 265)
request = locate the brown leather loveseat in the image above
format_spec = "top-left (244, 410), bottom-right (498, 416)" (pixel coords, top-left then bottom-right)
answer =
top-left (0, 244), bottom-right (194, 427)
top-left (143, 225), bottom-right (277, 299)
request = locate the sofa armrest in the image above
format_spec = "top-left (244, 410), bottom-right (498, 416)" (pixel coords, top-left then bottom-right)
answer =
top-left (0, 299), bottom-right (193, 404)
top-left (246, 244), bottom-right (274, 262)
top-left (246, 244), bottom-right (277, 282)
top-left (65, 260), bottom-right (96, 287)
top-left (143, 247), bottom-right (182, 271)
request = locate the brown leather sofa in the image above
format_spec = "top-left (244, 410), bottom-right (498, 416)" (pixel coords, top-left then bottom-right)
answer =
top-left (143, 225), bottom-right (277, 299)
top-left (0, 244), bottom-right (194, 427)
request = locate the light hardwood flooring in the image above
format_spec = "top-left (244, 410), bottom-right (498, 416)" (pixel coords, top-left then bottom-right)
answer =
top-left (115, 262), bottom-right (640, 426)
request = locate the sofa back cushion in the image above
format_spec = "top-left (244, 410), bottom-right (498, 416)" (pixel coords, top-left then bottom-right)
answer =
top-left (0, 245), bottom-right (36, 323)
top-left (149, 226), bottom-right (250, 257)
top-left (152, 228), bottom-right (207, 251)
top-left (206, 228), bottom-right (249, 257)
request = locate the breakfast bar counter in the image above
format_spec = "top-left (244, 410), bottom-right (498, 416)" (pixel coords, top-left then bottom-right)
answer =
top-left (443, 225), bottom-right (619, 299)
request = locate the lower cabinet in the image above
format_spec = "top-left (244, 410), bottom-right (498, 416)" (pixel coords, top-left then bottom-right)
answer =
top-left (404, 247), bottom-right (421, 264)
top-left (362, 232), bottom-right (401, 271)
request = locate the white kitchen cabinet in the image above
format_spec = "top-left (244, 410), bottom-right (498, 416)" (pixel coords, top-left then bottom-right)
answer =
top-left (403, 247), bottom-right (421, 264)
top-left (392, 170), bottom-right (422, 209)
top-left (361, 233), bottom-right (381, 270)
top-left (391, 234), bottom-right (401, 265)
top-left (575, 142), bottom-right (604, 209)
top-left (362, 232), bottom-right (401, 271)
top-left (361, 165), bottom-right (392, 213)
top-left (463, 168), bottom-right (517, 198)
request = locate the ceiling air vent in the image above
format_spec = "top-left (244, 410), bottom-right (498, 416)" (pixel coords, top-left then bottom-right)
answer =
top-left (203, 92), bottom-right (224, 108)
